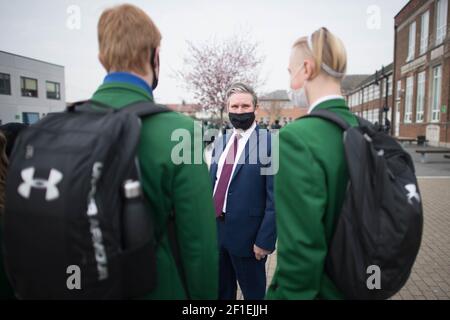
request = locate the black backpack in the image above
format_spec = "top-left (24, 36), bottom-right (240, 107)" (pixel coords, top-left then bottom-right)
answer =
top-left (303, 110), bottom-right (423, 300)
top-left (2, 100), bottom-right (186, 299)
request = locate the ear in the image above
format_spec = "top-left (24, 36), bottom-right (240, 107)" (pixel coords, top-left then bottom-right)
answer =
top-left (153, 46), bottom-right (160, 69)
top-left (304, 58), bottom-right (315, 80)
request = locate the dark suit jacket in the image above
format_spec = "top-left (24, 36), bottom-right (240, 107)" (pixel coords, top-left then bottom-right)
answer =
top-left (210, 125), bottom-right (276, 257)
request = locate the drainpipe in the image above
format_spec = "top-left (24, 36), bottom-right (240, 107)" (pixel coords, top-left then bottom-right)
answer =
top-left (392, 23), bottom-right (398, 136)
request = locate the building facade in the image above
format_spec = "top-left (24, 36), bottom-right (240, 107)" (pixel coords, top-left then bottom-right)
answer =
top-left (258, 90), bottom-right (307, 126)
top-left (394, 0), bottom-right (450, 146)
top-left (0, 51), bottom-right (65, 125)
top-left (345, 64), bottom-right (394, 129)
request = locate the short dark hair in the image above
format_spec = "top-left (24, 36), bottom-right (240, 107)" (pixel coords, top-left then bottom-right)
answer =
top-left (226, 82), bottom-right (258, 108)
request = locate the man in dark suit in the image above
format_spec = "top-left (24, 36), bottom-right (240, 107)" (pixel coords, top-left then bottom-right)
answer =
top-left (210, 83), bottom-right (276, 300)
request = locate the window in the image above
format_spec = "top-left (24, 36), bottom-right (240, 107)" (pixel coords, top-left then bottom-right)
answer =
top-left (0, 73), bottom-right (11, 95)
top-left (431, 66), bottom-right (442, 122)
top-left (407, 22), bottom-right (416, 62)
top-left (373, 85), bottom-right (379, 100)
top-left (22, 112), bottom-right (40, 125)
top-left (396, 80), bottom-right (402, 100)
top-left (416, 72), bottom-right (426, 122)
top-left (21, 77), bottom-right (38, 97)
top-left (388, 75), bottom-right (393, 96)
top-left (420, 11), bottom-right (430, 55)
top-left (373, 109), bottom-right (380, 124)
top-left (404, 76), bottom-right (414, 123)
top-left (436, 0), bottom-right (448, 45)
top-left (46, 81), bottom-right (61, 100)
top-left (382, 79), bottom-right (387, 98)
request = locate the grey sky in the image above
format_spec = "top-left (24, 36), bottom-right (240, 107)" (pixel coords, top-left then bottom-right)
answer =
top-left (0, 0), bottom-right (409, 103)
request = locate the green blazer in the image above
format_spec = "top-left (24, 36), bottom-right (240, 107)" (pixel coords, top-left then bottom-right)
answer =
top-left (266, 98), bottom-right (357, 300)
top-left (90, 82), bottom-right (218, 300)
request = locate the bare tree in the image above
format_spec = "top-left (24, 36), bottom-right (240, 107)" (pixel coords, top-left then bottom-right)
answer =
top-left (177, 35), bottom-right (264, 124)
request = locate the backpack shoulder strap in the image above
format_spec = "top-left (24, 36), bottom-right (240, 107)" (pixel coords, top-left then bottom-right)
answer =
top-left (120, 101), bottom-right (172, 118)
top-left (300, 109), bottom-right (351, 131)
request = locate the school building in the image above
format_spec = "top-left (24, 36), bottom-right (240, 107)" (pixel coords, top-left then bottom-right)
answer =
top-left (345, 64), bottom-right (394, 131)
top-left (258, 76), bottom-right (370, 127)
top-left (258, 90), bottom-right (306, 126)
top-left (0, 51), bottom-right (66, 125)
top-left (393, 0), bottom-right (450, 147)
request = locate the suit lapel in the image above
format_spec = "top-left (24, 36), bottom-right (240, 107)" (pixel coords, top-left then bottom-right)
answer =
top-left (231, 126), bottom-right (259, 182)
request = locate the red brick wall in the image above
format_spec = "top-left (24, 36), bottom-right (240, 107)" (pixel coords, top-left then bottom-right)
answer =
top-left (395, 0), bottom-right (428, 24)
top-left (394, 0), bottom-right (450, 145)
top-left (257, 107), bottom-right (307, 124)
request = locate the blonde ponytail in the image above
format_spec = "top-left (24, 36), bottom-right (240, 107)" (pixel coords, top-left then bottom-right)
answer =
top-left (293, 27), bottom-right (347, 79)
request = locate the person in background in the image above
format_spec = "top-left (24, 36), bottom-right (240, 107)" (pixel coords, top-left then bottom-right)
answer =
top-left (210, 83), bottom-right (276, 300)
top-left (271, 120), bottom-right (281, 130)
top-left (0, 132), bottom-right (15, 299)
top-left (266, 27), bottom-right (357, 300)
top-left (0, 123), bottom-right (28, 157)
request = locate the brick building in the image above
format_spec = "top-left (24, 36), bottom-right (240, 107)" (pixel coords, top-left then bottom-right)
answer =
top-left (258, 90), bottom-right (307, 126)
top-left (258, 76), bottom-right (369, 127)
top-left (345, 64), bottom-right (394, 129)
top-left (166, 102), bottom-right (202, 118)
top-left (394, 0), bottom-right (449, 147)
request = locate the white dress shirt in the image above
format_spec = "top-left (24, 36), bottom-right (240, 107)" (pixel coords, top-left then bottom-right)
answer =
top-left (307, 95), bottom-right (345, 114)
top-left (213, 121), bottom-right (257, 213)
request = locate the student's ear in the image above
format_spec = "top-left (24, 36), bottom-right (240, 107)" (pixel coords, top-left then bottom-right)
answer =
top-left (153, 46), bottom-right (160, 73)
top-left (304, 58), bottom-right (315, 80)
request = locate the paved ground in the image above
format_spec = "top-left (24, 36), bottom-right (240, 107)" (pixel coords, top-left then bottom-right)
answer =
top-left (404, 144), bottom-right (450, 176)
top-left (236, 144), bottom-right (450, 300)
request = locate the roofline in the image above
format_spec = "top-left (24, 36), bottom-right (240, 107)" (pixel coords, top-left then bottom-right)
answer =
top-left (0, 50), bottom-right (64, 68)
top-left (394, 0), bottom-right (412, 19)
top-left (350, 63), bottom-right (394, 89)
top-left (259, 98), bottom-right (290, 101)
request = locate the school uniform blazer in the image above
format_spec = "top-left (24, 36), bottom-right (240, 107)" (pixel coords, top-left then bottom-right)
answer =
top-left (266, 99), bottom-right (358, 300)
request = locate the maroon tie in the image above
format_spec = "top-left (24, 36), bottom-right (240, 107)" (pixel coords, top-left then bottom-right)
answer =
top-left (213, 134), bottom-right (240, 217)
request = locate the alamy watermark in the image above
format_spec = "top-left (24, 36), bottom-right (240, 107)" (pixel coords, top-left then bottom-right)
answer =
top-left (367, 265), bottom-right (381, 290)
top-left (171, 121), bottom-right (280, 176)
top-left (66, 5), bottom-right (81, 30)
top-left (366, 5), bottom-right (381, 30)
top-left (66, 265), bottom-right (81, 290)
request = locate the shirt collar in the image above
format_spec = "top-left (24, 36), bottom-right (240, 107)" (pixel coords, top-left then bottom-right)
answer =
top-left (308, 95), bottom-right (344, 114)
top-left (103, 72), bottom-right (153, 97)
top-left (233, 121), bottom-right (257, 140)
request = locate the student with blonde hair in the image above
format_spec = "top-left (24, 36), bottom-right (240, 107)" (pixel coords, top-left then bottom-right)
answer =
top-left (266, 27), bottom-right (358, 299)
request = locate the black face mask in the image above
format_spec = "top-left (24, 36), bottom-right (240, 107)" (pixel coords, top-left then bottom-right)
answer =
top-left (229, 112), bottom-right (255, 130)
top-left (150, 48), bottom-right (159, 90)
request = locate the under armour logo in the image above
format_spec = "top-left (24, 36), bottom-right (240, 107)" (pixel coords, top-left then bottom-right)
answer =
top-left (405, 184), bottom-right (420, 205)
top-left (18, 167), bottom-right (63, 201)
